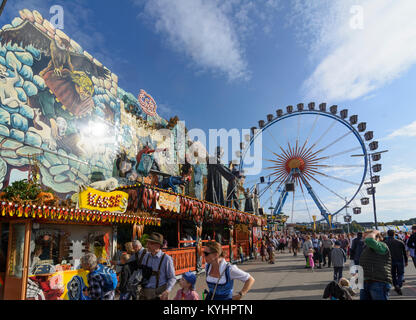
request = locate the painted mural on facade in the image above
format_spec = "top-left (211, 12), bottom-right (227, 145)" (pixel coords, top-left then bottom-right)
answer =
top-left (0, 9), bottom-right (200, 201)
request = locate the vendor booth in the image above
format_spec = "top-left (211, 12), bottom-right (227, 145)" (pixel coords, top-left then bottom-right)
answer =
top-left (0, 199), bottom-right (160, 300)
top-left (118, 183), bottom-right (265, 275)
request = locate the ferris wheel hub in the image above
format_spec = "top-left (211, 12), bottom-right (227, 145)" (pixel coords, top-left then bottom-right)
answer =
top-left (286, 158), bottom-right (305, 171)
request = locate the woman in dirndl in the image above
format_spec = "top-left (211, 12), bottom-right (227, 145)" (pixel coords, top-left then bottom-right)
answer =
top-left (204, 242), bottom-right (255, 300)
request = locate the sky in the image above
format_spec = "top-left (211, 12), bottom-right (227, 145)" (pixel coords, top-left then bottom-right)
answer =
top-left (1, 0), bottom-right (416, 224)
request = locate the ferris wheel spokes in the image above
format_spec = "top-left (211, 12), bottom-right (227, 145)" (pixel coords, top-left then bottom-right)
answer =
top-left (272, 174), bottom-right (294, 215)
top-left (308, 175), bottom-right (346, 201)
top-left (258, 174), bottom-right (286, 198)
top-left (301, 186), bottom-right (313, 224)
top-left (301, 114), bottom-right (320, 151)
top-left (309, 169), bottom-right (360, 186)
top-left (312, 164), bottom-right (364, 169)
top-left (297, 169), bottom-right (332, 225)
top-left (306, 119), bottom-right (338, 153)
top-left (314, 146), bottom-right (362, 162)
top-left (310, 130), bottom-right (354, 157)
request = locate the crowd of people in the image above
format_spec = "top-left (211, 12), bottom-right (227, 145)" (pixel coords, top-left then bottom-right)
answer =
top-left (258, 226), bottom-right (416, 300)
top-left (78, 232), bottom-right (255, 300)
top-left (77, 226), bottom-right (415, 301)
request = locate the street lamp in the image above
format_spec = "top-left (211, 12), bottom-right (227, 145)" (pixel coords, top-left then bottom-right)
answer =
top-left (352, 149), bottom-right (388, 230)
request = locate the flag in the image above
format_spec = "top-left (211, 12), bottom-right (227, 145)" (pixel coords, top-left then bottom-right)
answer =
top-left (312, 215), bottom-right (316, 231)
top-left (404, 225), bottom-right (409, 232)
top-left (396, 225), bottom-right (400, 231)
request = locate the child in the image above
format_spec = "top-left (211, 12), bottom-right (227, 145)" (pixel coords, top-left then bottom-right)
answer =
top-left (339, 278), bottom-right (356, 299)
top-left (174, 271), bottom-right (199, 300)
top-left (308, 248), bottom-right (315, 271)
top-left (331, 241), bottom-right (346, 282)
top-left (118, 253), bottom-right (132, 300)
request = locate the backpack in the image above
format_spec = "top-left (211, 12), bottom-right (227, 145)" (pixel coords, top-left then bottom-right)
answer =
top-left (91, 264), bottom-right (118, 292)
top-left (127, 249), bottom-right (148, 292)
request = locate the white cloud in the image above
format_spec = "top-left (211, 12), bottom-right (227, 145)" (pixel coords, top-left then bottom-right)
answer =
top-left (136, 0), bottom-right (248, 81)
top-left (337, 167), bottom-right (416, 222)
top-left (384, 120), bottom-right (416, 140)
top-left (289, 0), bottom-right (416, 102)
top-left (135, 0), bottom-right (281, 81)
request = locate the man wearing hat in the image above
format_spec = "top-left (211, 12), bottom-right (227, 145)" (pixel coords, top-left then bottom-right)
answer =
top-left (139, 232), bottom-right (176, 300)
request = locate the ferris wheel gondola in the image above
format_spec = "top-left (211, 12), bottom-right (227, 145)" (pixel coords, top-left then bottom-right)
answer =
top-left (238, 102), bottom-right (382, 227)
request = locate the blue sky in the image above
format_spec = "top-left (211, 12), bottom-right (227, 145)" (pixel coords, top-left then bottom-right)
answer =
top-left (2, 0), bottom-right (416, 224)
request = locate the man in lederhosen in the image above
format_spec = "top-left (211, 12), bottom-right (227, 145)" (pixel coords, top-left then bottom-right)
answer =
top-left (139, 233), bottom-right (176, 300)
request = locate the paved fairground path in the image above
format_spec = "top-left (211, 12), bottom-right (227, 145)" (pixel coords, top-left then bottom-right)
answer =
top-left (170, 250), bottom-right (416, 300)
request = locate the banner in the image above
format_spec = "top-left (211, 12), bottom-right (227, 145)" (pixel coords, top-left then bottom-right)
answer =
top-left (328, 214), bottom-right (332, 228)
top-left (156, 192), bottom-right (180, 213)
top-left (79, 187), bottom-right (128, 213)
top-left (27, 269), bottom-right (90, 300)
top-left (312, 215), bottom-right (316, 231)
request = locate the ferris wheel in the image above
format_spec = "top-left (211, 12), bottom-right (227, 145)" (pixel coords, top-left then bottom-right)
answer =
top-left (238, 102), bottom-right (382, 227)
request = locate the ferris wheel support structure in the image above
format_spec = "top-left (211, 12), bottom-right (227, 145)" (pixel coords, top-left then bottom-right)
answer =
top-left (273, 168), bottom-right (333, 227)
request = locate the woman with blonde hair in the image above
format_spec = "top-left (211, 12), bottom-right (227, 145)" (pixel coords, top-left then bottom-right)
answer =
top-left (204, 241), bottom-right (255, 300)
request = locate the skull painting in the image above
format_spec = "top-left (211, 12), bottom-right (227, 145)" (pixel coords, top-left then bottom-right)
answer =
top-left (56, 117), bottom-right (67, 137)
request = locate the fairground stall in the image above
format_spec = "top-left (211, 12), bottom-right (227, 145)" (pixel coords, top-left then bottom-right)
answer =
top-left (0, 9), bottom-right (265, 300)
top-left (119, 183), bottom-right (265, 275)
top-left (0, 191), bottom-right (160, 300)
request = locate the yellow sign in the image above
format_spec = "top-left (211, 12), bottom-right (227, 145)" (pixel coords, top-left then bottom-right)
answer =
top-left (328, 214), bottom-right (332, 227)
top-left (79, 187), bottom-right (128, 213)
top-left (157, 192), bottom-right (180, 213)
top-left (28, 269), bottom-right (90, 300)
top-left (312, 215), bottom-right (316, 230)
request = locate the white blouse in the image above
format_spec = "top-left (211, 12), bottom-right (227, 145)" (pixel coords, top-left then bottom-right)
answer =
top-left (206, 259), bottom-right (251, 285)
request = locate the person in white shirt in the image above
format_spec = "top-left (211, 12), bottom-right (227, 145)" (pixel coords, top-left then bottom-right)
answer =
top-left (204, 241), bottom-right (255, 300)
top-left (30, 246), bottom-right (42, 274)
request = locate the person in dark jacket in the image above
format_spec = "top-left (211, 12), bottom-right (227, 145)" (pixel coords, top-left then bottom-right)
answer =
top-left (359, 230), bottom-right (392, 300)
top-left (384, 230), bottom-right (408, 295)
top-left (350, 232), bottom-right (365, 265)
top-left (321, 235), bottom-right (333, 267)
top-left (331, 241), bottom-right (346, 282)
top-left (323, 280), bottom-right (352, 300)
top-left (119, 253), bottom-right (132, 300)
top-left (406, 225), bottom-right (416, 268)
